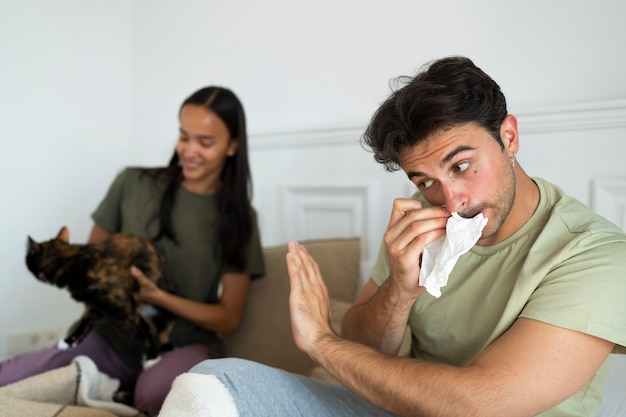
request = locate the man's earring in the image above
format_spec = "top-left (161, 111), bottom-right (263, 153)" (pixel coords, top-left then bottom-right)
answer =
top-left (511, 157), bottom-right (516, 168)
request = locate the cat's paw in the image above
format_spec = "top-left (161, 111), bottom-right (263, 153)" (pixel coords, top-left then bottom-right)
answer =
top-left (143, 355), bottom-right (162, 369)
top-left (113, 390), bottom-right (134, 405)
top-left (57, 339), bottom-right (71, 350)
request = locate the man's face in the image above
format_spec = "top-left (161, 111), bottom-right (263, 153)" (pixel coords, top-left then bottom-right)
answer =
top-left (398, 122), bottom-right (516, 245)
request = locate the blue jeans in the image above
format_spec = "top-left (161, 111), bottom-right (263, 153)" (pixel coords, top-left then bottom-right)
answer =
top-left (183, 358), bottom-right (399, 417)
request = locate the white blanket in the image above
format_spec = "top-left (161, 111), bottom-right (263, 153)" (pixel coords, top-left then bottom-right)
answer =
top-left (0, 355), bottom-right (143, 417)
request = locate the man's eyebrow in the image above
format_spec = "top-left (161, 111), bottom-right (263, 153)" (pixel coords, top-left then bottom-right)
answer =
top-left (441, 145), bottom-right (475, 165)
top-left (406, 145), bottom-right (476, 180)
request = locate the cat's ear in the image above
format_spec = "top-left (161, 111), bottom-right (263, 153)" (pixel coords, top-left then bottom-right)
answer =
top-left (57, 226), bottom-right (69, 243)
top-left (27, 236), bottom-right (40, 255)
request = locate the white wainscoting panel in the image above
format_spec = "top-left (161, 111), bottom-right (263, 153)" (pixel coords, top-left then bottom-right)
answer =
top-left (282, 184), bottom-right (381, 264)
top-left (592, 178), bottom-right (626, 232)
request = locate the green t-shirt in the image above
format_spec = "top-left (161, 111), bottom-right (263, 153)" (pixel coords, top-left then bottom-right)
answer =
top-left (372, 177), bottom-right (626, 416)
top-left (91, 168), bottom-right (265, 365)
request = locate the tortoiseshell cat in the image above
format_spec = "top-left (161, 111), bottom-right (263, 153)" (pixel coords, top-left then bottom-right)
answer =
top-left (25, 226), bottom-right (172, 361)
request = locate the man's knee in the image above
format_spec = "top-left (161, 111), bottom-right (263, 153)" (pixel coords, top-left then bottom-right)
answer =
top-left (190, 358), bottom-right (268, 381)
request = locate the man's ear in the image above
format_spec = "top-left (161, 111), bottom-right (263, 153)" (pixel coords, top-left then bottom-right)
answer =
top-left (500, 114), bottom-right (519, 157)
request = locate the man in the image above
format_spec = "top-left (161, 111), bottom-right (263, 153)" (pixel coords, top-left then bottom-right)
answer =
top-left (162, 56), bottom-right (626, 416)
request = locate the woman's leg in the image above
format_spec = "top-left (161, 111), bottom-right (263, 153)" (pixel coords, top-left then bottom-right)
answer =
top-left (133, 344), bottom-right (210, 417)
top-left (0, 331), bottom-right (140, 391)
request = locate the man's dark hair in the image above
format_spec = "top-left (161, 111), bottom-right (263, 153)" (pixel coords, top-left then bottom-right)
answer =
top-left (361, 56), bottom-right (508, 172)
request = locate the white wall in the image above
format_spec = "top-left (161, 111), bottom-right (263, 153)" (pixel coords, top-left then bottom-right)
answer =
top-left (0, 0), bottom-right (133, 358)
top-left (1, 0), bottom-right (625, 360)
top-left (128, 0), bottom-right (626, 161)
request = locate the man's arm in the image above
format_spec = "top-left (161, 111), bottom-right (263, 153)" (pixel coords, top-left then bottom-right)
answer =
top-left (341, 198), bottom-right (448, 355)
top-left (341, 278), bottom-right (411, 355)
top-left (287, 241), bottom-right (614, 417)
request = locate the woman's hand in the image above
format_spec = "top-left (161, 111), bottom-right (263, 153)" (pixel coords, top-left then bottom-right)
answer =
top-left (130, 265), bottom-right (164, 304)
top-left (130, 264), bottom-right (251, 335)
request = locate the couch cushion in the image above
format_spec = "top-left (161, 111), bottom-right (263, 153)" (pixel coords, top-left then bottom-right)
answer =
top-left (223, 237), bottom-right (360, 375)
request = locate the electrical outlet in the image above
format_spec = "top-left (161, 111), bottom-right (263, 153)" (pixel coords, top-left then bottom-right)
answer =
top-left (6, 329), bottom-right (63, 357)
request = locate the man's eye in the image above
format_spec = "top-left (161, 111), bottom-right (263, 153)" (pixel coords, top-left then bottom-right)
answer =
top-left (418, 179), bottom-right (434, 189)
top-left (455, 161), bottom-right (470, 172)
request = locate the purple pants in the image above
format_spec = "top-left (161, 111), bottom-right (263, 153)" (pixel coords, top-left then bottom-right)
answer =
top-left (0, 331), bottom-right (210, 417)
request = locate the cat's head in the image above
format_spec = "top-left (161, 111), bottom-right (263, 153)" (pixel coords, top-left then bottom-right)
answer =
top-left (26, 226), bottom-right (71, 287)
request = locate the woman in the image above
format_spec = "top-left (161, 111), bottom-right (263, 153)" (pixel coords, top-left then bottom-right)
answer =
top-left (0, 86), bottom-right (265, 416)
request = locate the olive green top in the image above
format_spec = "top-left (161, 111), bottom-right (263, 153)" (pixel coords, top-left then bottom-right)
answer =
top-left (91, 168), bottom-right (265, 366)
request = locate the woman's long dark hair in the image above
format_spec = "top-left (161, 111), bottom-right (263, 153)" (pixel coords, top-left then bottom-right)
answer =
top-left (146, 86), bottom-right (253, 270)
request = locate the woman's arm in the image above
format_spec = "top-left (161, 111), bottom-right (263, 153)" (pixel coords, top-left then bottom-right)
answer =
top-left (132, 268), bottom-right (251, 335)
top-left (87, 223), bottom-right (112, 243)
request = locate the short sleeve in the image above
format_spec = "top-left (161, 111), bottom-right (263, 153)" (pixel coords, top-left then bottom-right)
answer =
top-left (520, 235), bottom-right (626, 353)
top-left (91, 169), bottom-right (128, 233)
top-left (223, 207), bottom-right (265, 279)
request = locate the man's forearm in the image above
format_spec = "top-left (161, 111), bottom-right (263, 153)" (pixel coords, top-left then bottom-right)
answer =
top-left (312, 332), bottom-right (488, 417)
top-left (341, 278), bottom-right (416, 355)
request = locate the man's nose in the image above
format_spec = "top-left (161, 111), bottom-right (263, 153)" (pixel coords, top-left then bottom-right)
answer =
top-left (441, 183), bottom-right (467, 213)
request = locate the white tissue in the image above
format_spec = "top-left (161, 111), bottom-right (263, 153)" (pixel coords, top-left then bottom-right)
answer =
top-left (419, 212), bottom-right (488, 298)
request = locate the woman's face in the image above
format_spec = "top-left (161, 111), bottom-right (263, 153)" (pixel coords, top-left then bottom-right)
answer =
top-left (176, 104), bottom-right (238, 194)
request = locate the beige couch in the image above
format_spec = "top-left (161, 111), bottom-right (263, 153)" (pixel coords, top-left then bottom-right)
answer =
top-left (223, 237), bottom-right (361, 378)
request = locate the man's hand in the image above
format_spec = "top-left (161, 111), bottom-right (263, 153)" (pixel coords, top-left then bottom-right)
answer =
top-left (286, 240), bottom-right (335, 359)
top-left (384, 198), bottom-right (450, 298)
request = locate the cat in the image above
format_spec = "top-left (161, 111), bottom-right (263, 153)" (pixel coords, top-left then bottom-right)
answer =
top-left (25, 226), bottom-right (172, 361)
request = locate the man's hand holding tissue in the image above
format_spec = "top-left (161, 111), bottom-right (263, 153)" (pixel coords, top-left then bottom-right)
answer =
top-left (334, 199), bottom-right (452, 357)
top-left (383, 198), bottom-right (451, 299)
